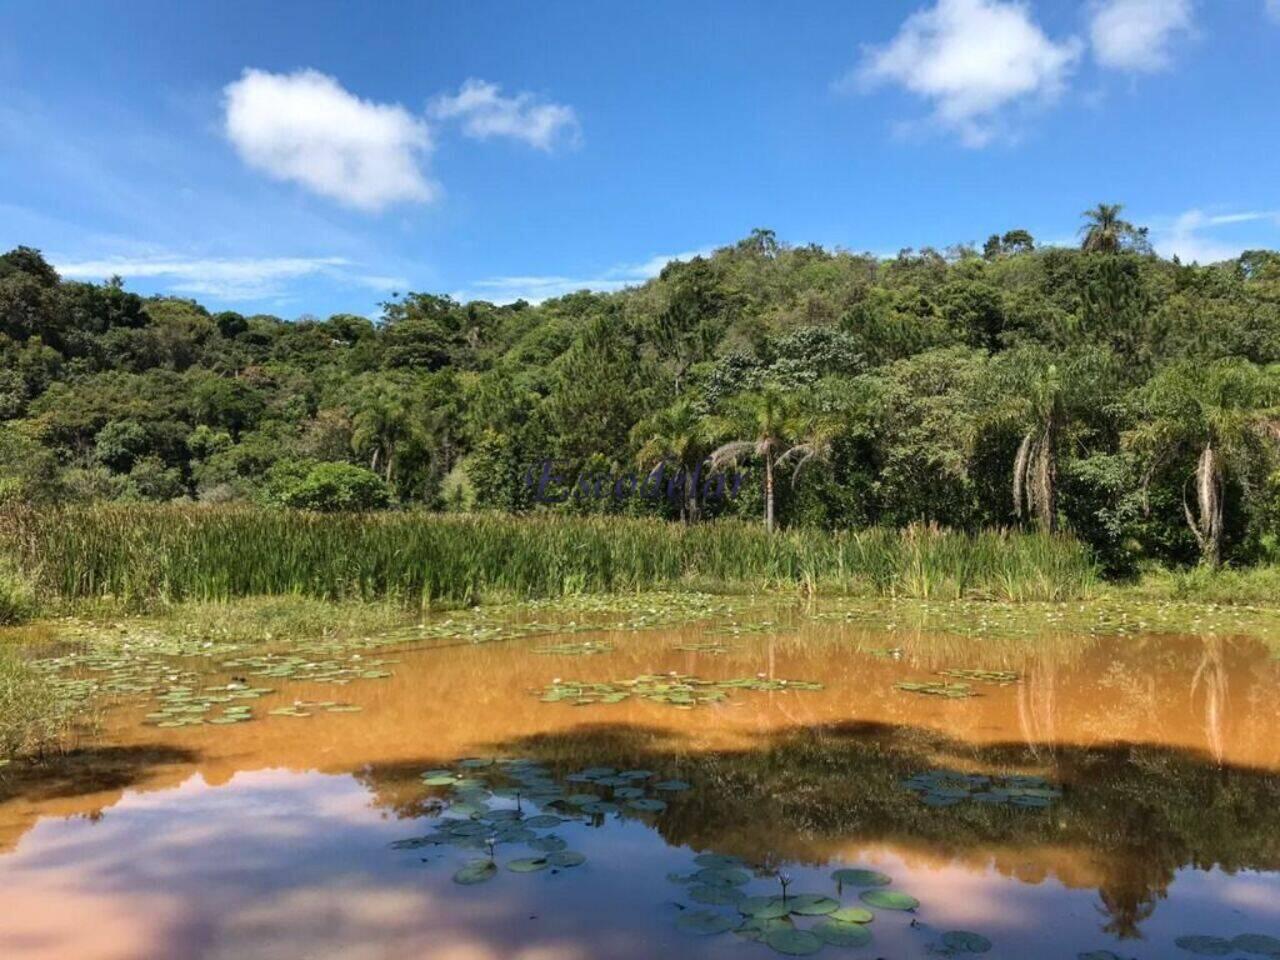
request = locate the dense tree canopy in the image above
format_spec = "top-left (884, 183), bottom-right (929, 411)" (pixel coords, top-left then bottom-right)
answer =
top-left (3, 206), bottom-right (1280, 571)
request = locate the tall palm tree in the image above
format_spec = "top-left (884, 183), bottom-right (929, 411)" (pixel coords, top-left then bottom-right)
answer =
top-left (1080, 203), bottom-right (1138, 254)
top-left (986, 346), bottom-right (1111, 533)
top-left (706, 388), bottom-right (832, 532)
top-left (631, 398), bottom-right (708, 522)
top-left (1126, 359), bottom-right (1280, 566)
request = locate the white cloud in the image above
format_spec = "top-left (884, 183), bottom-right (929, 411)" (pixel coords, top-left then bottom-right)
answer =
top-left (223, 68), bottom-right (436, 212)
top-left (1154, 209), bottom-right (1280, 264)
top-left (430, 79), bottom-right (579, 150)
top-left (456, 248), bottom-right (713, 304)
top-left (1089, 0), bottom-right (1193, 72)
top-left (52, 254), bottom-right (401, 301)
top-left (849, 0), bottom-right (1081, 147)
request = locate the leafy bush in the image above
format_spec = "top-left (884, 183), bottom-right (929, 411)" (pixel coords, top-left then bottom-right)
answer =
top-left (274, 462), bottom-right (391, 512)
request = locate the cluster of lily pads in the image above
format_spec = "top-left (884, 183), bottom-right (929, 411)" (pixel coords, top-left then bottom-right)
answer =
top-left (1171, 933), bottom-right (1280, 956)
top-left (671, 640), bottom-right (733, 654)
top-left (894, 680), bottom-right (978, 699)
top-left (939, 668), bottom-right (1020, 684)
top-left (536, 673), bottom-right (823, 708)
top-left (391, 757), bottom-right (690, 884)
top-left (534, 640), bottom-right (615, 656)
top-left (143, 681), bottom-right (274, 727)
top-left (669, 857), bottom-right (991, 956)
top-left (901, 770), bottom-right (1062, 809)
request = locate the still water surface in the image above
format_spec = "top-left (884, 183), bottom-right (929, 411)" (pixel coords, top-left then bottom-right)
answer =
top-left (1, 611), bottom-right (1278, 959)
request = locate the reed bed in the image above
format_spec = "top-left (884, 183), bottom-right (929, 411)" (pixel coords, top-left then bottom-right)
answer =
top-left (0, 506), bottom-right (1099, 607)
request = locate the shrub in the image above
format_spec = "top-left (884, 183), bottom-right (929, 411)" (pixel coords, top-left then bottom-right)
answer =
top-left (275, 463), bottom-right (391, 512)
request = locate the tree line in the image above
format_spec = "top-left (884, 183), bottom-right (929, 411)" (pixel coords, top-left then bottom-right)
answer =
top-left (2, 204), bottom-right (1279, 572)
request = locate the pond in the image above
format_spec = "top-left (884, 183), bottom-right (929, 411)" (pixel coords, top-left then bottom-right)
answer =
top-left (1, 604), bottom-right (1279, 959)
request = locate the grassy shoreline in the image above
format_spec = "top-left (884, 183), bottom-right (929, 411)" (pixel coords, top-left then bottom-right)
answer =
top-left (3, 505), bottom-right (1100, 610)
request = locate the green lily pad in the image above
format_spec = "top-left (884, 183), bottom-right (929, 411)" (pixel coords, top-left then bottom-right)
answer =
top-left (738, 896), bottom-right (792, 920)
top-left (832, 868), bottom-right (891, 887)
top-left (694, 853), bottom-right (744, 868)
top-left (453, 860), bottom-right (497, 885)
top-left (1174, 936), bottom-right (1234, 955)
top-left (529, 835), bottom-right (568, 853)
top-left (547, 850), bottom-right (585, 868)
top-left (942, 930), bottom-right (993, 953)
top-left (655, 780), bottom-right (692, 791)
top-left (765, 928), bottom-right (823, 955)
top-left (860, 889), bottom-right (919, 911)
top-left (813, 919), bottom-right (873, 947)
top-left (628, 798), bottom-right (668, 812)
top-left (786, 894), bottom-right (840, 916)
top-left (506, 857), bottom-right (550, 873)
top-left (695, 867), bottom-right (751, 886)
top-left (690, 884), bottom-right (745, 905)
top-left (735, 916), bottom-right (792, 941)
top-left (828, 907), bottom-right (873, 924)
top-left (524, 814), bottom-right (563, 828)
top-left (676, 909), bottom-right (738, 936)
top-left (1232, 934), bottom-right (1280, 955)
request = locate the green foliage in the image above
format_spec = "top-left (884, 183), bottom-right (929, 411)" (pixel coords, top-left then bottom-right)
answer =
top-left (269, 462), bottom-right (391, 512)
top-left (1, 216), bottom-right (1280, 577)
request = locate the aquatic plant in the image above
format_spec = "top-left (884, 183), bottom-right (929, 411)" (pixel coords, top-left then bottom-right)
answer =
top-left (1, 506), bottom-right (1100, 607)
top-left (536, 673), bottom-right (823, 707)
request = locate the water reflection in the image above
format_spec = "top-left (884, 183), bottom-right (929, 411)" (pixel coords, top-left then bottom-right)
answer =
top-left (1, 620), bottom-right (1279, 958)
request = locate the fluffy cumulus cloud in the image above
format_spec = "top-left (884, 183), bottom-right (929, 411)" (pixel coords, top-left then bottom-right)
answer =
top-left (1088, 0), bottom-right (1194, 72)
top-left (223, 68), bottom-right (436, 212)
top-left (851, 0), bottom-right (1082, 148)
top-left (430, 79), bottom-right (579, 150)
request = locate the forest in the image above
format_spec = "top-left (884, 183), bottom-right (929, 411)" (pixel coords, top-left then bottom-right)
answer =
top-left (3, 204), bottom-right (1280, 576)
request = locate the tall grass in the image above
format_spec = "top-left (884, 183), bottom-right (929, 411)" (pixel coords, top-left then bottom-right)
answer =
top-left (0, 643), bottom-right (65, 758)
top-left (0, 506), bottom-right (1099, 607)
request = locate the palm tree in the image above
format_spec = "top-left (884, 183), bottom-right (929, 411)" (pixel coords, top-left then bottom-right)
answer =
top-left (706, 388), bottom-right (832, 532)
top-left (1126, 359), bottom-right (1280, 566)
top-left (987, 347), bottom-right (1111, 533)
top-left (631, 398), bottom-right (708, 522)
top-left (1080, 203), bottom-right (1138, 254)
top-left (351, 381), bottom-right (417, 487)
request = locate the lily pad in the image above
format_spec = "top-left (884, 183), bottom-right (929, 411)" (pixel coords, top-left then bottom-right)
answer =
top-left (1173, 935), bottom-right (1234, 956)
top-left (813, 920), bottom-right (873, 947)
top-left (828, 907), bottom-right (873, 924)
top-left (765, 928), bottom-right (824, 955)
top-left (676, 909), bottom-right (738, 936)
top-left (628, 798), bottom-right (668, 812)
top-left (547, 850), bottom-right (586, 868)
top-left (942, 930), bottom-right (993, 953)
top-left (690, 884), bottom-right (745, 905)
top-left (453, 860), bottom-right (497, 885)
top-left (860, 889), bottom-right (919, 911)
top-left (506, 857), bottom-right (550, 873)
top-left (786, 894), bottom-right (840, 916)
top-left (739, 896), bottom-right (792, 920)
top-left (832, 868), bottom-right (891, 888)
top-left (735, 916), bottom-right (793, 941)
top-left (695, 867), bottom-right (751, 887)
top-left (1233, 934), bottom-right (1280, 955)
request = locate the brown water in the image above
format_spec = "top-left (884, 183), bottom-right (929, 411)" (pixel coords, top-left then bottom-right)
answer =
top-left (2, 614), bottom-right (1280, 959)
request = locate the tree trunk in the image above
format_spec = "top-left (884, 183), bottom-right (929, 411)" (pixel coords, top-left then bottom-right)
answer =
top-left (764, 454), bottom-right (775, 533)
top-left (1034, 417), bottom-right (1058, 533)
top-left (1186, 443), bottom-right (1223, 567)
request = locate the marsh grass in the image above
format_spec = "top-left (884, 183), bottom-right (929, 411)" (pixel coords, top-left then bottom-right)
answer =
top-left (1, 506), bottom-right (1099, 607)
top-left (0, 640), bottom-right (68, 759)
top-left (0, 556), bottom-right (37, 625)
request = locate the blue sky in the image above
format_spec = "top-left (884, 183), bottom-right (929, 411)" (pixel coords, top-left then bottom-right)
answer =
top-left (2, 0), bottom-right (1279, 317)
